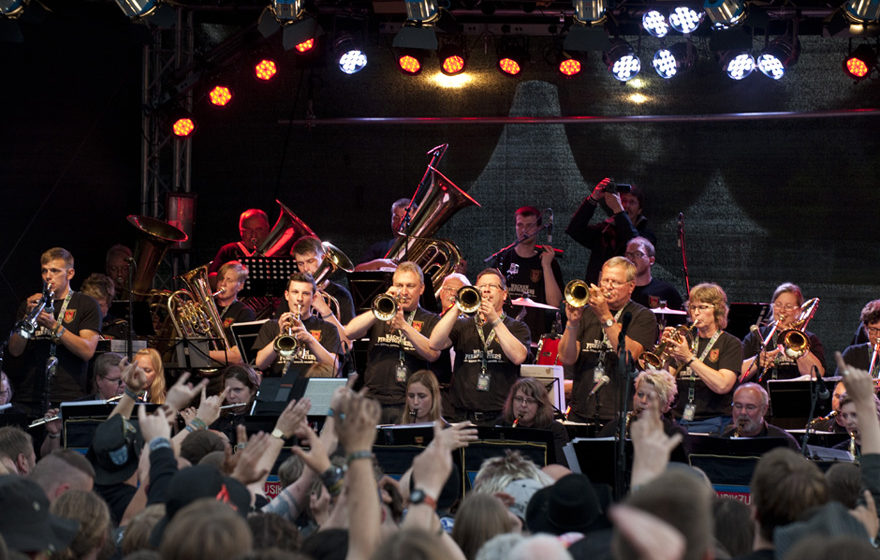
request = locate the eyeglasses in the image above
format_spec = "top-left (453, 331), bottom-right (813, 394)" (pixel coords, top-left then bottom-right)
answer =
top-left (731, 402), bottom-right (761, 412)
top-left (624, 251), bottom-right (647, 260)
top-left (599, 279), bottom-right (629, 289)
top-left (477, 284), bottom-right (503, 291)
top-left (689, 304), bottom-right (714, 312)
top-left (773, 302), bottom-right (798, 311)
top-left (100, 377), bottom-right (124, 386)
top-left (867, 326), bottom-right (880, 337)
top-left (513, 396), bottom-right (538, 406)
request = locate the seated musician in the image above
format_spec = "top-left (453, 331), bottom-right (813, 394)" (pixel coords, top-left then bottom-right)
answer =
top-left (810, 380), bottom-right (848, 434)
top-left (343, 262), bottom-right (440, 424)
top-left (741, 283), bottom-right (825, 384)
top-left (558, 257), bottom-right (658, 428)
top-left (496, 377), bottom-right (569, 466)
top-left (207, 261), bottom-right (255, 369)
top-left (429, 268), bottom-right (531, 425)
top-left (398, 369), bottom-right (445, 425)
top-left (489, 206), bottom-right (563, 341)
top-left (833, 392), bottom-right (880, 458)
top-left (837, 299), bottom-right (880, 376)
top-left (80, 273), bottom-right (128, 339)
top-left (436, 272), bottom-right (470, 315)
top-left (253, 272), bottom-right (342, 378)
top-left (211, 365), bottom-right (260, 442)
top-left (207, 208), bottom-right (271, 281)
top-left (666, 283), bottom-right (742, 435)
top-left (282, 235), bottom-right (356, 328)
top-left (625, 237), bottom-right (683, 311)
top-left (721, 383), bottom-right (800, 451)
top-left (354, 198), bottom-right (410, 271)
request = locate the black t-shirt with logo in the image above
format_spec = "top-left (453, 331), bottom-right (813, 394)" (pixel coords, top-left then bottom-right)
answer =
top-left (253, 315), bottom-right (342, 376)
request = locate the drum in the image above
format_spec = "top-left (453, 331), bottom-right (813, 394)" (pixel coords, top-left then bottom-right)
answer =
top-left (536, 335), bottom-right (561, 365)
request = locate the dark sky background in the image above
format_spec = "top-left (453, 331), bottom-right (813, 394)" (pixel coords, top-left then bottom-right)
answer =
top-left (1, 1), bottom-right (878, 355)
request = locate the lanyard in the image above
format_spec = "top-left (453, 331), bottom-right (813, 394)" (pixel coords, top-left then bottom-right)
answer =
top-left (49, 291), bottom-right (74, 374)
top-left (687, 330), bottom-right (721, 404)
top-left (397, 309), bottom-right (417, 366)
top-left (476, 314), bottom-right (505, 371)
top-left (600, 307), bottom-right (628, 347)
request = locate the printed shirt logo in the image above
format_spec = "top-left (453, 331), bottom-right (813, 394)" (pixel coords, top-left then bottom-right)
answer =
top-left (310, 330), bottom-right (322, 342)
top-left (709, 348), bottom-right (720, 362)
top-left (413, 321), bottom-right (423, 332)
top-left (529, 268), bottom-right (542, 284)
top-left (223, 317), bottom-right (235, 329)
top-left (63, 309), bottom-right (76, 323)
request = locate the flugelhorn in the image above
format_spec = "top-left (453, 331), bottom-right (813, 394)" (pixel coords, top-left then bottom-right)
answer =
top-left (564, 280), bottom-right (590, 308)
top-left (639, 325), bottom-right (695, 373)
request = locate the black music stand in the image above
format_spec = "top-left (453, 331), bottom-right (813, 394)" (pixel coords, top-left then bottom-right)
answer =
top-left (230, 319), bottom-right (269, 365)
top-left (686, 434), bottom-right (792, 491)
top-left (768, 378), bottom-right (836, 429)
top-left (63, 401), bottom-right (159, 451)
top-left (239, 257), bottom-right (298, 298)
top-left (108, 300), bottom-right (155, 336)
top-left (347, 271), bottom-right (394, 314)
top-left (460, 427), bottom-right (554, 489)
top-left (163, 338), bottom-right (221, 370)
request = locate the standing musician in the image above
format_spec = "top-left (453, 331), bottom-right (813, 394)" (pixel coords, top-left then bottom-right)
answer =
top-left (558, 256), bottom-right (658, 426)
top-left (343, 262), bottom-right (440, 424)
top-left (6, 247), bottom-right (102, 417)
top-left (566, 178), bottom-right (656, 284)
top-left (253, 272), bottom-right (341, 378)
top-left (625, 237), bottom-right (684, 311)
top-left (429, 268), bottom-right (531, 425)
top-left (741, 283), bottom-right (825, 384)
top-left (286, 236), bottom-right (356, 327)
top-left (667, 283), bottom-right (742, 435)
top-left (837, 299), bottom-right (880, 375)
top-left (490, 206), bottom-right (563, 342)
top-left (208, 208), bottom-right (271, 280)
top-left (207, 261), bottom-right (255, 368)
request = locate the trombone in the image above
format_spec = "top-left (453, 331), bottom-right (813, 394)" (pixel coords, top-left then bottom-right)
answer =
top-left (778, 298), bottom-right (820, 359)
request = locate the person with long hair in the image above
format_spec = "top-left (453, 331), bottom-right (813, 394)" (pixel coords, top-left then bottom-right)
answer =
top-left (399, 370), bottom-right (443, 425)
top-left (211, 365), bottom-right (260, 442)
top-left (497, 377), bottom-right (569, 466)
top-left (134, 348), bottom-right (166, 404)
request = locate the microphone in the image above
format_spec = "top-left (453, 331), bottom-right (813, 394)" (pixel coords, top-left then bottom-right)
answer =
top-left (749, 324), bottom-right (761, 340)
top-left (546, 208), bottom-right (554, 244)
top-left (513, 415), bottom-right (521, 427)
top-left (590, 374), bottom-right (611, 396)
top-left (814, 366), bottom-right (830, 400)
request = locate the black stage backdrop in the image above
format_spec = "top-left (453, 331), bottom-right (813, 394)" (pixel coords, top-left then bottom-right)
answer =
top-left (0, 3), bottom-right (878, 357)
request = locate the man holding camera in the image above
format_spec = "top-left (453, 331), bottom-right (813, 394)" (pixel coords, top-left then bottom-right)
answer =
top-left (566, 177), bottom-right (656, 284)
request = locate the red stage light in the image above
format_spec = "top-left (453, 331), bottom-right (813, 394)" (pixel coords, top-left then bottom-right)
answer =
top-left (255, 59), bottom-right (278, 81)
top-left (398, 54), bottom-right (422, 74)
top-left (208, 86), bottom-right (232, 106)
top-left (558, 58), bottom-right (582, 76)
top-left (846, 57), bottom-right (869, 78)
top-left (843, 44), bottom-right (877, 80)
top-left (441, 55), bottom-right (465, 75)
top-left (295, 38), bottom-right (315, 53)
top-left (172, 118), bottom-right (195, 137)
top-left (498, 57), bottom-right (521, 75)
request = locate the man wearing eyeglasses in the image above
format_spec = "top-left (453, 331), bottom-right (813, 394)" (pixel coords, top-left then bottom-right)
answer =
top-left (836, 299), bottom-right (880, 376)
top-left (558, 256), bottom-right (658, 426)
top-left (721, 383), bottom-right (800, 450)
top-left (429, 268), bottom-right (531, 425)
top-left (741, 283), bottom-right (826, 384)
top-left (625, 237), bottom-right (683, 311)
top-left (90, 352), bottom-right (126, 401)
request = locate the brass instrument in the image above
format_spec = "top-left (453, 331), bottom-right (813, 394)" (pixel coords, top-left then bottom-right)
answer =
top-left (639, 325), bottom-right (695, 373)
top-left (257, 200), bottom-right (316, 257)
top-left (563, 279), bottom-right (590, 308)
top-left (850, 431), bottom-right (857, 457)
top-left (870, 339), bottom-right (880, 378)
top-left (15, 284), bottom-right (54, 339)
top-left (372, 294), bottom-right (399, 322)
top-left (383, 167), bottom-right (481, 288)
top-left (167, 266), bottom-right (232, 352)
top-left (127, 215), bottom-right (188, 299)
top-left (455, 286), bottom-right (481, 314)
top-left (274, 304), bottom-right (302, 364)
top-left (624, 410), bottom-right (636, 438)
top-left (778, 297), bottom-right (820, 359)
top-left (313, 241), bottom-right (355, 319)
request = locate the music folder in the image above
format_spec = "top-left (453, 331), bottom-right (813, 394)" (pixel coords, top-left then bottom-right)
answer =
top-left (230, 319), bottom-right (269, 365)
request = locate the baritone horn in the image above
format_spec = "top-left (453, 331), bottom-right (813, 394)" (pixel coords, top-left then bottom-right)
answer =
top-left (778, 297), bottom-right (820, 359)
top-left (564, 280), bottom-right (590, 308)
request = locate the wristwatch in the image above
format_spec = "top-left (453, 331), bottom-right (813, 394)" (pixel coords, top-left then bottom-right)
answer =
top-left (271, 428), bottom-right (288, 441)
top-left (410, 489), bottom-right (438, 510)
top-left (603, 317), bottom-right (615, 328)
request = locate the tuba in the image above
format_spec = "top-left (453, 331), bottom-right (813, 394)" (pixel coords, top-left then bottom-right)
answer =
top-left (563, 280), bottom-right (590, 308)
top-left (127, 215), bottom-right (188, 298)
top-left (257, 200), bottom-right (316, 257)
top-left (384, 167), bottom-right (480, 288)
top-left (166, 266), bottom-right (232, 351)
top-left (778, 297), bottom-right (820, 359)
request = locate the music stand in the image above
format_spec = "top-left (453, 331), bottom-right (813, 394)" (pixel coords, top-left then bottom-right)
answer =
top-left (460, 426), bottom-right (554, 488)
top-left (252, 376), bottom-right (346, 416)
top-left (686, 434), bottom-right (791, 494)
top-left (239, 257), bottom-right (297, 298)
top-left (163, 338), bottom-right (220, 370)
top-left (230, 319), bottom-right (269, 365)
top-left (347, 271), bottom-right (394, 314)
top-left (767, 378), bottom-right (836, 429)
top-left (63, 401), bottom-right (159, 451)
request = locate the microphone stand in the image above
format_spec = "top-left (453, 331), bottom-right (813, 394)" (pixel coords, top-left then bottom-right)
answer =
top-left (126, 258), bottom-right (137, 361)
top-left (801, 366), bottom-right (824, 456)
top-left (677, 212), bottom-right (691, 296)
top-left (614, 318), bottom-right (635, 501)
top-left (483, 224), bottom-right (551, 264)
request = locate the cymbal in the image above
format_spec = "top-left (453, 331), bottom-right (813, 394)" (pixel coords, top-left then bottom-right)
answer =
top-left (650, 306), bottom-right (687, 316)
top-left (510, 297), bottom-right (559, 311)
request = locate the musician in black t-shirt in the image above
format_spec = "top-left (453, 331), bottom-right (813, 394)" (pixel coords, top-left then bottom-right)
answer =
top-left (429, 268), bottom-right (531, 425)
top-left (208, 261), bottom-right (256, 368)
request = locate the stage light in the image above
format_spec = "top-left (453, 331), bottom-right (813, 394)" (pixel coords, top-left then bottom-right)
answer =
top-left (719, 51), bottom-right (755, 79)
top-left (335, 34), bottom-right (368, 74)
top-left (255, 58), bottom-right (278, 80)
top-left (704, 0), bottom-right (747, 28)
top-left (0, 0), bottom-right (25, 18)
top-left (572, 0), bottom-right (607, 24)
top-left (844, 43), bottom-right (877, 79)
top-left (397, 51), bottom-right (425, 74)
top-left (843, 0), bottom-right (880, 23)
top-left (112, 0), bottom-right (159, 19)
top-left (257, 1), bottom-right (320, 51)
top-left (668, 6), bottom-right (704, 33)
top-left (208, 86), bottom-right (233, 107)
top-left (294, 37), bottom-right (315, 53)
top-left (558, 55), bottom-right (583, 76)
top-left (603, 39), bottom-right (641, 81)
top-left (172, 117), bottom-right (195, 137)
top-left (497, 37), bottom-right (528, 76)
top-left (642, 10), bottom-right (670, 37)
top-left (499, 57), bottom-right (521, 75)
top-left (756, 37), bottom-right (798, 79)
top-left (652, 42), bottom-right (695, 79)
top-left (438, 43), bottom-right (467, 75)
top-left (393, 0), bottom-right (439, 51)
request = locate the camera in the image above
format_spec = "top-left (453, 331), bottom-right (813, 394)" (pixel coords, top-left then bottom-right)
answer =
top-left (604, 181), bottom-right (631, 195)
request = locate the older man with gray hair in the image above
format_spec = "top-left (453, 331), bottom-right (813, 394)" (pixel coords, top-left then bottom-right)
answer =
top-left (721, 383), bottom-right (800, 450)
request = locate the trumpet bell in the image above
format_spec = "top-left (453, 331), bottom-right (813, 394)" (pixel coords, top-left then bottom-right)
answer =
top-left (564, 279), bottom-right (590, 308)
top-left (313, 241), bottom-right (355, 286)
top-left (372, 294), bottom-right (398, 322)
top-left (455, 286), bottom-right (481, 314)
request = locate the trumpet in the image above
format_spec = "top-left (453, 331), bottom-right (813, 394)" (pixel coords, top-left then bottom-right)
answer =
top-left (778, 297), bottom-right (820, 359)
top-left (274, 304), bottom-right (302, 364)
top-left (372, 293), bottom-right (399, 322)
top-left (15, 284), bottom-right (54, 339)
top-left (455, 286), bottom-right (481, 314)
top-left (563, 280), bottom-right (590, 308)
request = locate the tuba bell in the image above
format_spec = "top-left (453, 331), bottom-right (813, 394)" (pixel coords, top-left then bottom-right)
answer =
top-left (384, 167), bottom-right (480, 289)
top-left (257, 200), bottom-right (316, 257)
top-left (563, 280), bottom-right (590, 308)
top-left (127, 215), bottom-right (188, 299)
